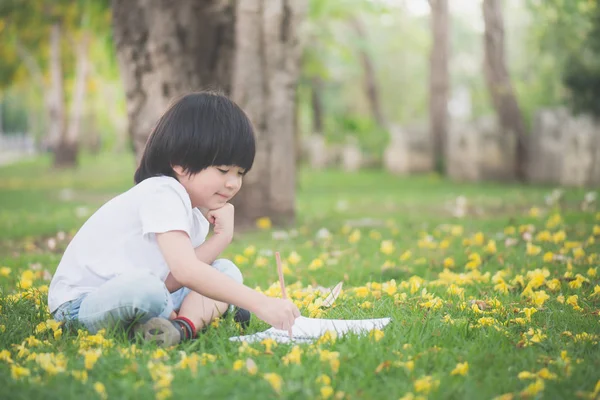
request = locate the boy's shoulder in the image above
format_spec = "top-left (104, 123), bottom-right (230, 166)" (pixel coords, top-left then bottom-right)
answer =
top-left (135, 175), bottom-right (191, 207)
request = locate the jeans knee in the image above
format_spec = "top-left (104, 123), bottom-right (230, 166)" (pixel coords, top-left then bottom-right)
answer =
top-left (120, 272), bottom-right (170, 315)
top-left (213, 259), bottom-right (243, 284)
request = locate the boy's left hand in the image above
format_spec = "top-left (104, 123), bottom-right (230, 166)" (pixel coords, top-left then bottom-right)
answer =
top-left (206, 203), bottom-right (235, 242)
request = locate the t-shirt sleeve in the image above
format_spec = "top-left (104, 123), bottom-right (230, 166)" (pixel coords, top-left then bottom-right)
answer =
top-left (191, 209), bottom-right (211, 247)
top-left (139, 183), bottom-right (193, 238)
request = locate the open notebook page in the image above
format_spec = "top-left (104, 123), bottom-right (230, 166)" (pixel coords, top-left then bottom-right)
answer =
top-left (229, 316), bottom-right (392, 344)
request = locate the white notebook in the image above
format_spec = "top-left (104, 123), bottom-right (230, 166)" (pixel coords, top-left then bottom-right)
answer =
top-left (229, 316), bottom-right (392, 344)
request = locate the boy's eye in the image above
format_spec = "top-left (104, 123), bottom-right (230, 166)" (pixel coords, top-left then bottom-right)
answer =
top-left (217, 168), bottom-right (229, 174)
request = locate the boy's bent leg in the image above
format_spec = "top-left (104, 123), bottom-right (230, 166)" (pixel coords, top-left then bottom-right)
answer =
top-left (177, 259), bottom-right (243, 332)
top-left (78, 270), bottom-right (173, 334)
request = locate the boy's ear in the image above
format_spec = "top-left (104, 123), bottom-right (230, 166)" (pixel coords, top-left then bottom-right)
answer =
top-left (172, 165), bottom-right (186, 176)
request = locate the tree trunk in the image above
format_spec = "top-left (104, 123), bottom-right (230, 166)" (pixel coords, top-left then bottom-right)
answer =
top-left (311, 76), bottom-right (324, 134)
top-left (54, 33), bottom-right (91, 167)
top-left (429, 0), bottom-right (450, 174)
top-left (349, 17), bottom-right (386, 129)
top-left (112, 0), bottom-right (306, 227)
top-left (48, 23), bottom-right (66, 153)
top-left (482, 0), bottom-right (528, 180)
top-left (231, 0), bottom-right (307, 227)
top-left (111, 0), bottom-right (236, 161)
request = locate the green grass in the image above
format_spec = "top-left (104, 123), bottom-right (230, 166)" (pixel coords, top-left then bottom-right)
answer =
top-left (0, 152), bottom-right (599, 400)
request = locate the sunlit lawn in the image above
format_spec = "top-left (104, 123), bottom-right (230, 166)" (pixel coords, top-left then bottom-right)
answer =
top-left (0, 152), bottom-right (599, 399)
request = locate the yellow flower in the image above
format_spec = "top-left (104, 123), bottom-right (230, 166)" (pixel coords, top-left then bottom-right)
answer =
top-left (287, 251), bottom-right (302, 265)
top-left (348, 229), bottom-right (361, 244)
top-left (546, 214), bottom-right (562, 229)
top-left (399, 250), bottom-right (412, 261)
top-left (526, 243), bottom-right (541, 256)
top-left (451, 362), bottom-right (469, 376)
top-left (0, 267), bottom-right (10, 277)
top-left (380, 240), bottom-right (395, 255)
top-left (530, 290), bottom-right (550, 307)
top-left (94, 382), bottom-right (108, 400)
top-left (529, 207), bottom-right (540, 217)
top-left (591, 285), bottom-right (600, 298)
top-left (451, 225), bottom-right (464, 236)
top-left (233, 359), bottom-right (244, 371)
top-left (413, 375), bottom-right (439, 394)
top-left (443, 257), bottom-right (455, 268)
top-left (572, 247), bottom-right (585, 260)
top-left (243, 245), bottom-right (256, 257)
top-left (263, 373), bottom-right (283, 394)
top-left (545, 279), bottom-right (561, 292)
top-left (465, 253), bottom-right (482, 270)
top-left (542, 252), bottom-right (554, 262)
top-left (83, 349), bottom-right (101, 370)
top-left (10, 365), bottom-right (30, 380)
top-left (308, 258), bottom-right (324, 271)
top-left (520, 379), bottom-right (544, 397)
top-left (234, 255), bottom-right (249, 265)
top-left (552, 230), bottom-right (566, 243)
top-left (254, 256), bottom-right (268, 268)
top-left (504, 226), bottom-right (516, 235)
top-left (360, 301), bottom-right (373, 309)
top-left (485, 240), bottom-right (497, 254)
top-left (566, 295), bottom-right (579, 306)
top-left (256, 217), bottom-right (272, 230)
top-left (282, 346), bottom-right (302, 365)
top-left (473, 232), bottom-right (485, 246)
top-left (320, 386), bottom-right (334, 399)
top-left (369, 329), bottom-right (384, 342)
top-left (536, 230), bottom-right (552, 242)
top-left (316, 374), bottom-right (331, 386)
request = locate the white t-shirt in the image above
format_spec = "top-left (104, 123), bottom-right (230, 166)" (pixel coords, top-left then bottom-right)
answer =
top-left (48, 176), bottom-right (210, 313)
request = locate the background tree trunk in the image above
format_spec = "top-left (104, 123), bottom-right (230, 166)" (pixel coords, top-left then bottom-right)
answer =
top-left (349, 17), bottom-right (387, 129)
top-left (429, 0), bottom-right (450, 174)
top-left (48, 23), bottom-right (66, 154)
top-left (112, 0), bottom-right (305, 227)
top-left (111, 0), bottom-right (235, 162)
top-left (54, 33), bottom-right (91, 167)
top-left (231, 0), bottom-right (307, 227)
top-left (482, 0), bottom-right (528, 180)
top-left (311, 76), bottom-right (324, 134)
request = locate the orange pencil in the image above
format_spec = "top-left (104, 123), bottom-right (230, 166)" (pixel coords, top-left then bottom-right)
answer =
top-left (275, 251), bottom-right (293, 340)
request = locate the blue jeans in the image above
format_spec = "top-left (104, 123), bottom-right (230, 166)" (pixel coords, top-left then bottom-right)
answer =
top-left (52, 259), bottom-right (243, 334)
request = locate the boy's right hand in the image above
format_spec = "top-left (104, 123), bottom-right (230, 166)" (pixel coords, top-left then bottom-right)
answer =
top-left (254, 297), bottom-right (301, 331)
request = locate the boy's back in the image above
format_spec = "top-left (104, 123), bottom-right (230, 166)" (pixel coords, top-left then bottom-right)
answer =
top-left (48, 176), bottom-right (209, 313)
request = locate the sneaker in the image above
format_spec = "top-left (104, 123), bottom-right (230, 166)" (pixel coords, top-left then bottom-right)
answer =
top-left (133, 317), bottom-right (182, 347)
top-left (223, 306), bottom-right (252, 328)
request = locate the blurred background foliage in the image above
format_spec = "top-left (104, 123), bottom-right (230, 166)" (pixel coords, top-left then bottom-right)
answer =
top-left (0, 0), bottom-right (598, 160)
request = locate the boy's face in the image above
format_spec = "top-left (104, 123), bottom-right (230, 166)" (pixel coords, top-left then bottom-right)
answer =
top-left (173, 165), bottom-right (245, 210)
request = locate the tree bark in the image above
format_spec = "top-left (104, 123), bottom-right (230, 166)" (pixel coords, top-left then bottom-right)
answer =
top-left (482, 0), bottom-right (528, 180)
top-left (349, 17), bottom-right (387, 129)
top-left (231, 0), bottom-right (307, 227)
top-left (310, 76), bottom-right (324, 134)
top-left (48, 23), bottom-right (66, 153)
top-left (54, 33), bottom-right (91, 167)
top-left (112, 0), bottom-right (305, 227)
top-left (112, 0), bottom-right (236, 161)
top-left (429, 0), bottom-right (450, 174)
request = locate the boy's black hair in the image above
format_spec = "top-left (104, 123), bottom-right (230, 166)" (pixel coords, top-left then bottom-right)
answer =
top-left (134, 91), bottom-right (256, 184)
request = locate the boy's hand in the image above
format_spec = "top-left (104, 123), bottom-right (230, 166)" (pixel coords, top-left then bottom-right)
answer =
top-left (206, 203), bottom-right (235, 242)
top-left (254, 297), bottom-right (301, 331)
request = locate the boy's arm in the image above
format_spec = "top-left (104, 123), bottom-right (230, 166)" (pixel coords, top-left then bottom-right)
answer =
top-left (156, 230), bottom-right (300, 330)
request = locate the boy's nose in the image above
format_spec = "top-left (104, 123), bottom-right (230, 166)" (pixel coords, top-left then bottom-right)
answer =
top-left (225, 177), bottom-right (240, 189)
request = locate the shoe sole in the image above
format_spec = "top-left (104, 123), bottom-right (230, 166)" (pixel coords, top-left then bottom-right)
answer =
top-left (133, 317), bottom-right (181, 347)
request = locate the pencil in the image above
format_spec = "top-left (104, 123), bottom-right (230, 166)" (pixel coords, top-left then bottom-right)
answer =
top-left (275, 251), bottom-right (293, 340)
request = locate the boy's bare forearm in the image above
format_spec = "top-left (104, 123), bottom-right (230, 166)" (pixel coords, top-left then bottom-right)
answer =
top-left (194, 234), bottom-right (231, 264)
